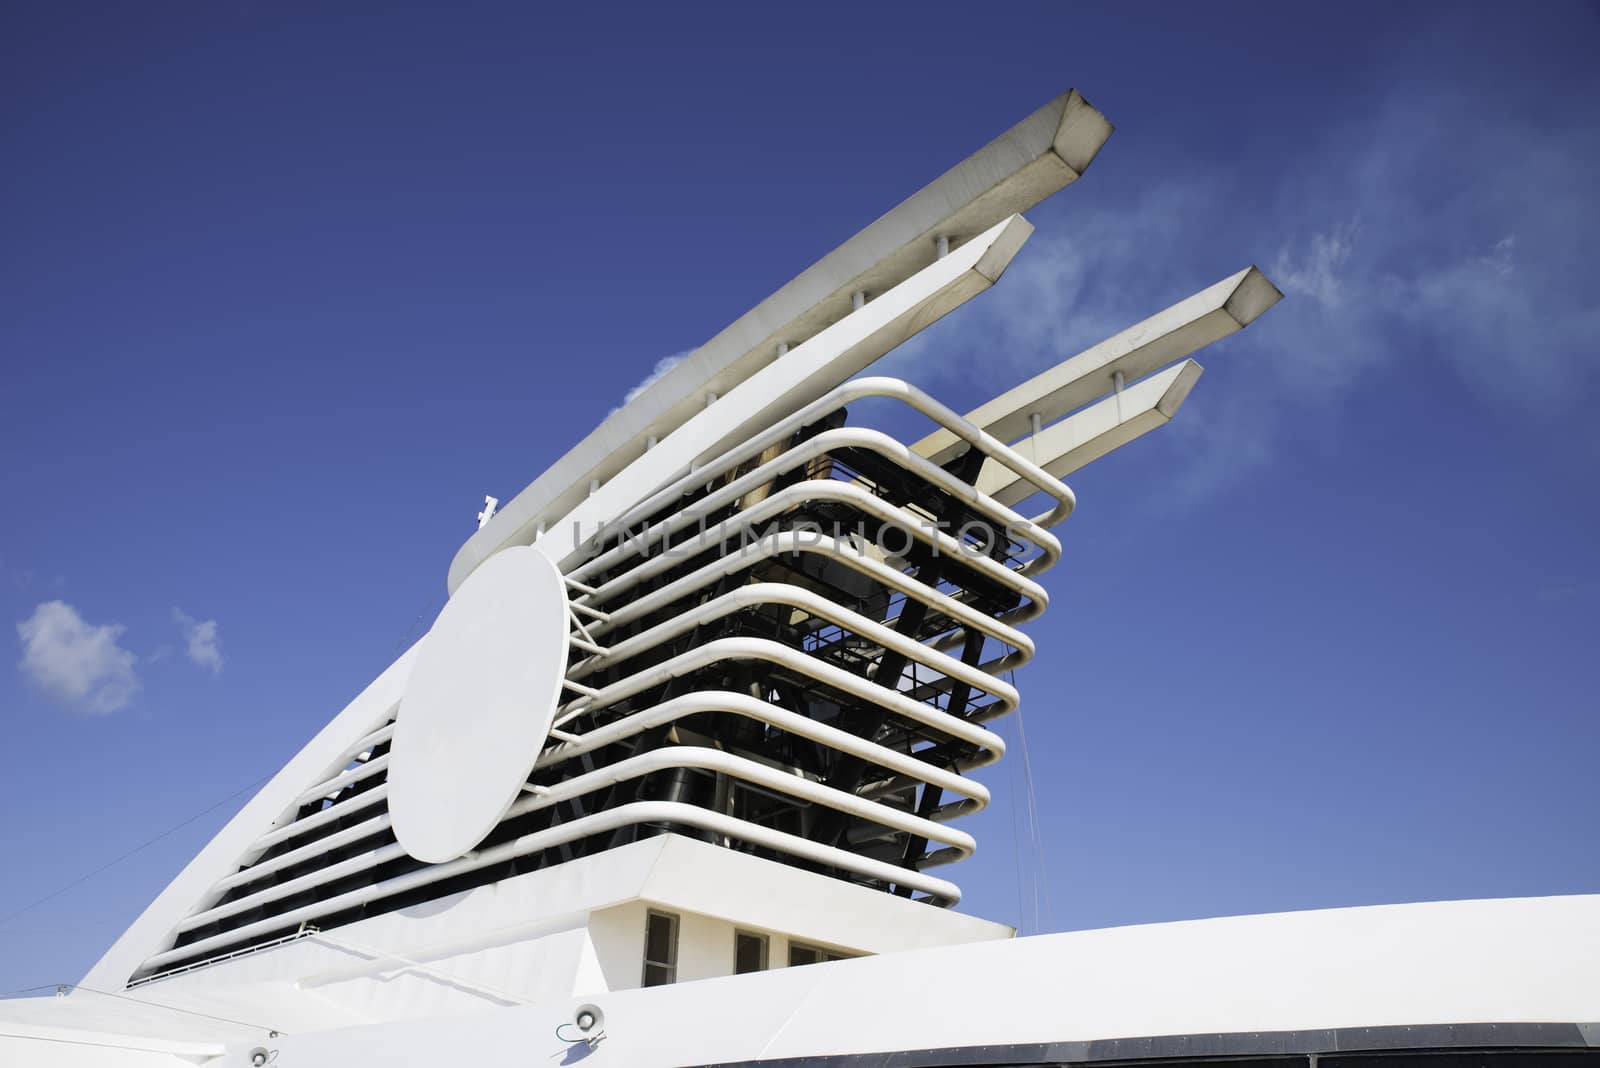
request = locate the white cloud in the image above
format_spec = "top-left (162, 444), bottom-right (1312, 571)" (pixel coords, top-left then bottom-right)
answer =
top-left (172, 607), bottom-right (223, 675)
top-left (879, 73), bottom-right (1599, 506)
top-left (613, 350), bottom-right (692, 413)
top-left (1273, 221), bottom-right (1360, 309)
top-left (16, 601), bottom-right (140, 714)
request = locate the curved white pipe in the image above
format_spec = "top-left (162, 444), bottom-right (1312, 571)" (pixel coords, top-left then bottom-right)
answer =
top-left (237, 712), bottom-right (398, 874)
top-left (578, 480), bottom-right (1049, 621)
top-left (292, 753), bottom-right (389, 808)
top-left (574, 425), bottom-right (1060, 584)
top-left (568, 583), bottom-right (1012, 716)
top-left (533, 690), bottom-right (988, 808)
top-left (148, 798), bottom-right (959, 972)
top-left (555, 635), bottom-right (1008, 764)
top-left (588, 528), bottom-right (1038, 653)
top-left (581, 376), bottom-right (1075, 569)
top-left (178, 742), bottom-right (972, 937)
top-left (324, 721), bottom-right (394, 771)
top-left (210, 809), bottom-right (392, 902)
top-left (167, 379), bottom-right (1074, 976)
top-left (195, 689), bottom-right (992, 940)
top-left (245, 783), bottom-right (388, 861)
top-left (507, 746), bottom-right (973, 857)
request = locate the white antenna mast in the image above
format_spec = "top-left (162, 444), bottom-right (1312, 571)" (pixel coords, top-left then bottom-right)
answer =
top-left (476, 495), bottom-right (499, 529)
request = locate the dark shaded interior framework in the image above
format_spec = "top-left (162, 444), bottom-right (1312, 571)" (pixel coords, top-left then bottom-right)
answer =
top-left (137, 379), bottom-right (1075, 983)
top-left (690, 1039), bottom-right (1600, 1068)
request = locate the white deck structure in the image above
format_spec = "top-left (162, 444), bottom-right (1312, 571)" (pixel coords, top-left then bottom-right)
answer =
top-left (4, 89), bottom-right (1594, 1068)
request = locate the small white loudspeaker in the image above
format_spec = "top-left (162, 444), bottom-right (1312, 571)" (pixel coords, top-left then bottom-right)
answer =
top-left (573, 1003), bottom-right (605, 1036)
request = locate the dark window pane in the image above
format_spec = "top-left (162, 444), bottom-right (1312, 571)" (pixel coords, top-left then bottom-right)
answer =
top-left (1329, 1053), bottom-right (1600, 1068)
top-left (735, 932), bottom-right (767, 974)
top-left (645, 912), bottom-right (676, 965)
top-left (643, 911), bottom-right (678, 986)
top-left (789, 944), bottom-right (820, 966)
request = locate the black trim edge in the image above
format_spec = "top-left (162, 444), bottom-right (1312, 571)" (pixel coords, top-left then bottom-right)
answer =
top-left (693, 1021), bottom-right (1600, 1068)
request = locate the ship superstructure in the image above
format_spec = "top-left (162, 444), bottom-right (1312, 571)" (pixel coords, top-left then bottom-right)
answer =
top-left (2, 90), bottom-right (1594, 1068)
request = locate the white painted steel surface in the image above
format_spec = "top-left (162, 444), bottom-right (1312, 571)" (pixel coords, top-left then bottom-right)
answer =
top-left (7, 88), bottom-right (1422, 1068)
top-left (531, 214), bottom-right (1034, 572)
top-left (83, 238), bottom-right (1282, 1007)
top-left (152, 372), bottom-right (1067, 965)
top-left (11, 893), bottom-right (1591, 1067)
top-left (916, 265), bottom-right (1282, 464)
top-left (240, 894), bottom-right (1600, 1067)
top-left (975, 358), bottom-right (1204, 505)
top-left (389, 546), bottom-right (571, 863)
top-left (80, 649), bottom-right (418, 994)
top-left (451, 90), bottom-right (1112, 594)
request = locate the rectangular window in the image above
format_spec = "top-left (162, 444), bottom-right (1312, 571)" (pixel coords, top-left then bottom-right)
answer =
top-left (788, 941), bottom-right (852, 966)
top-left (642, 910), bottom-right (679, 987)
top-left (734, 930), bottom-right (768, 974)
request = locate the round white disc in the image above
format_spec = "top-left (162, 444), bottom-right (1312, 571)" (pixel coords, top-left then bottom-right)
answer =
top-left (389, 545), bottom-right (570, 864)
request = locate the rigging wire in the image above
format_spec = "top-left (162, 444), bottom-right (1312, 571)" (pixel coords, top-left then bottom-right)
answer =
top-left (0, 983), bottom-right (65, 999)
top-left (1007, 667), bottom-right (1052, 934)
top-left (0, 982), bottom-right (283, 1035)
top-left (389, 594), bottom-right (438, 659)
top-left (3, 592), bottom-right (432, 938)
top-left (64, 983), bottom-right (283, 1036)
top-left (0, 775), bottom-right (269, 932)
top-left (1012, 418), bottom-right (1054, 933)
top-left (0, 781), bottom-right (284, 1033)
top-left (0, 595), bottom-right (439, 1027)
top-left (1015, 695), bottom-right (1053, 934)
top-left (1005, 714), bottom-right (1031, 934)
top-left (0, 920), bottom-right (116, 937)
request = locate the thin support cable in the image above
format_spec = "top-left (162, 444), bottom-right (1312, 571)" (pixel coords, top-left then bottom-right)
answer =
top-left (1008, 668), bottom-right (1052, 933)
top-left (0, 775), bottom-right (271, 930)
top-left (1005, 714), bottom-right (1030, 935)
top-left (45, 983), bottom-right (283, 1036)
top-left (390, 596), bottom-right (438, 658)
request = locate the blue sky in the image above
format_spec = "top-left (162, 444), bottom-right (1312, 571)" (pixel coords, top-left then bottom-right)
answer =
top-left (2, 2), bottom-right (1597, 991)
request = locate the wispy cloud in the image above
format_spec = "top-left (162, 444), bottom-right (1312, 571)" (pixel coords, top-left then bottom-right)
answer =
top-left (172, 607), bottom-right (223, 675)
top-left (611, 350), bottom-right (693, 416)
top-left (887, 76), bottom-right (1599, 505)
top-left (16, 601), bottom-right (140, 714)
top-left (1273, 222), bottom-right (1360, 310)
top-left (0, 550), bottom-right (47, 592)
top-left (1536, 580), bottom-right (1587, 603)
